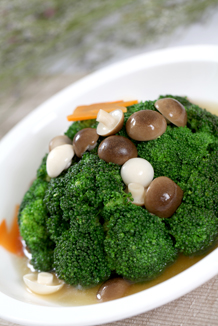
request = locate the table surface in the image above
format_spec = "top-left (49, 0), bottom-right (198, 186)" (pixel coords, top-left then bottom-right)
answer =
top-left (1, 75), bottom-right (218, 326)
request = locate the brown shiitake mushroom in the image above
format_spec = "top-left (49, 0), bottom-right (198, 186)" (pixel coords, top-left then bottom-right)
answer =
top-left (98, 135), bottom-right (137, 165)
top-left (96, 278), bottom-right (130, 302)
top-left (49, 135), bottom-right (72, 152)
top-left (96, 109), bottom-right (124, 136)
top-left (126, 110), bottom-right (167, 141)
top-left (154, 98), bottom-right (187, 127)
top-left (144, 176), bottom-right (183, 218)
top-left (73, 128), bottom-right (99, 158)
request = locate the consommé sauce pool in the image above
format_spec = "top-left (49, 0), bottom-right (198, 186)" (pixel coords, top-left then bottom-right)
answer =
top-left (11, 100), bottom-right (218, 306)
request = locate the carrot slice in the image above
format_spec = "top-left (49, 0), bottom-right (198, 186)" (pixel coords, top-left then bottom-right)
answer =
top-left (67, 100), bottom-right (138, 121)
top-left (0, 205), bottom-right (24, 257)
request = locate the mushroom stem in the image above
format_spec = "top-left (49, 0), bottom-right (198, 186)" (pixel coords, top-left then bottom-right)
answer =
top-left (96, 109), bottom-right (117, 129)
top-left (38, 272), bottom-right (53, 285)
top-left (128, 183), bottom-right (145, 206)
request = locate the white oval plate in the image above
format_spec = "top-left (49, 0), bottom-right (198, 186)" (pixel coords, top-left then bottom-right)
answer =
top-left (1, 45), bottom-right (218, 326)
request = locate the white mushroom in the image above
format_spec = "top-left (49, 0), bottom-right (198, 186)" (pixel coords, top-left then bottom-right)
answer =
top-left (128, 183), bottom-right (145, 206)
top-left (49, 135), bottom-right (72, 152)
top-left (96, 109), bottom-right (124, 136)
top-left (46, 144), bottom-right (74, 178)
top-left (121, 158), bottom-right (154, 187)
top-left (23, 272), bottom-right (64, 295)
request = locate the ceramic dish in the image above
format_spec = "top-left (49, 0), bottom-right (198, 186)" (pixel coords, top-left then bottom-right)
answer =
top-left (1, 45), bottom-right (218, 326)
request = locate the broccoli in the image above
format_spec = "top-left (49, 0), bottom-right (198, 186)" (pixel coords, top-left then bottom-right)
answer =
top-left (137, 125), bottom-right (214, 184)
top-left (19, 198), bottom-right (55, 271)
top-left (36, 154), bottom-right (50, 182)
top-left (104, 204), bottom-right (177, 282)
top-left (18, 95), bottom-right (218, 289)
top-left (167, 203), bottom-right (218, 255)
top-left (54, 218), bottom-right (111, 287)
top-left (18, 176), bottom-right (54, 271)
top-left (18, 178), bottom-right (48, 224)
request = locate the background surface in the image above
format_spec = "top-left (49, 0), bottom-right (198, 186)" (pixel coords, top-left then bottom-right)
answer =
top-left (1, 1), bottom-right (218, 325)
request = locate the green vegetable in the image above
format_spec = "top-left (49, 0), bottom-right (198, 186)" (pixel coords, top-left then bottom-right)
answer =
top-left (104, 204), bottom-right (177, 282)
top-left (54, 222), bottom-right (111, 287)
top-left (137, 125), bottom-right (214, 184)
top-left (167, 203), bottom-right (218, 255)
top-left (19, 197), bottom-right (55, 271)
top-left (18, 95), bottom-right (218, 288)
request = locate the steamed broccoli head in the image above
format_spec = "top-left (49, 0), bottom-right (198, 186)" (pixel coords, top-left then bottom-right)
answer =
top-left (18, 178), bottom-right (54, 271)
top-left (104, 204), bottom-right (177, 282)
top-left (167, 203), bottom-right (218, 256)
top-left (18, 178), bottom-right (48, 225)
top-left (137, 125), bottom-right (214, 184)
top-left (54, 222), bottom-right (111, 287)
top-left (36, 154), bottom-right (50, 182)
top-left (19, 198), bottom-right (54, 271)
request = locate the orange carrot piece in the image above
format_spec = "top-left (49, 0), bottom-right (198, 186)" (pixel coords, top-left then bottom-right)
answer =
top-left (67, 100), bottom-right (138, 121)
top-left (0, 205), bottom-right (24, 257)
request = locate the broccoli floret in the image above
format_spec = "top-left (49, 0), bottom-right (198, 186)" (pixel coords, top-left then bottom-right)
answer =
top-left (36, 154), bottom-right (50, 182)
top-left (104, 204), bottom-right (177, 282)
top-left (54, 222), bottom-right (111, 287)
top-left (167, 203), bottom-right (218, 255)
top-left (137, 125), bottom-right (214, 184)
top-left (19, 198), bottom-right (54, 271)
top-left (18, 178), bottom-right (48, 224)
top-left (65, 119), bottom-right (97, 140)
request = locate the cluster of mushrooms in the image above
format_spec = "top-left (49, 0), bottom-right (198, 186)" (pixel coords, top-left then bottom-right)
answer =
top-left (24, 98), bottom-right (187, 297)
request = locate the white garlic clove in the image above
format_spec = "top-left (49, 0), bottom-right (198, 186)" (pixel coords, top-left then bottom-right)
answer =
top-left (46, 144), bottom-right (74, 178)
top-left (23, 272), bottom-right (64, 295)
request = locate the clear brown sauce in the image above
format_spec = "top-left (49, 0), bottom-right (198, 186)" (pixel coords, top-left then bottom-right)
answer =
top-left (13, 100), bottom-right (218, 306)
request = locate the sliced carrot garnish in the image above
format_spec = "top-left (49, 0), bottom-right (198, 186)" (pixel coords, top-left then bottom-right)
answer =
top-left (67, 100), bottom-right (138, 121)
top-left (0, 205), bottom-right (24, 257)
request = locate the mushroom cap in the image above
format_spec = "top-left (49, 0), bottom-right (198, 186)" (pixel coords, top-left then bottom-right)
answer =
top-left (23, 273), bottom-right (64, 295)
top-left (154, 98), bottom-right (187, 127)
top-left (97, 109), bottom-right (124, 136)
top-left (98, 135), bottom-right (138, 165)
top-left (126, 110), bottom-right (167, 141)
top-left (144, 176), bottom-right (183, 218)
top-left (73, 128), bottom-right (99, 158)
top-left (46, 144), bottom-right (74, 178)
top-left (97, 278), bottom-right (130, 302)
top-left (49, 135), bottom-right (72, 152)
top-left (121, 158), bottom-right (154, 187)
